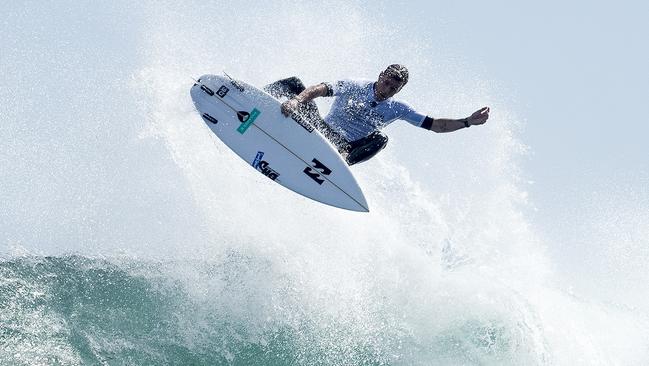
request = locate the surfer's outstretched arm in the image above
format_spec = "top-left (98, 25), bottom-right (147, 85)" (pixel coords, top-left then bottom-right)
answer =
top-left (281, 84), bottom-right (329, 116)
top-left (424, 107), bottom-right (490, 133)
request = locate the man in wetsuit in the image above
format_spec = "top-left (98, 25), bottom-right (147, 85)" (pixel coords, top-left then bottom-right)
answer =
top-left (264, 64), bottom-right (490, 165)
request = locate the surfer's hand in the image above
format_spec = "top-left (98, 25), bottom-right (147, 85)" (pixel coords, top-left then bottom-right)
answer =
top-left (281, 98), bottom-right (300, 117)
top-left (467, 107), bottom-right (490, 126)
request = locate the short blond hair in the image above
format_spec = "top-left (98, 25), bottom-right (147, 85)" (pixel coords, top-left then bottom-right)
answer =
top-left (381, 64), bottom-right (409, 85)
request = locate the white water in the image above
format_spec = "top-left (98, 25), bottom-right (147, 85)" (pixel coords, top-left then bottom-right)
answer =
top-left (2, 1), bottom-right (648, 364)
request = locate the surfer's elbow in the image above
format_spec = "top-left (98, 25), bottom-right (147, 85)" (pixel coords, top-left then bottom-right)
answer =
top-left (307, 83), bottom-right (329, 99)
top-left (422, 116), bottom-right (444, 133)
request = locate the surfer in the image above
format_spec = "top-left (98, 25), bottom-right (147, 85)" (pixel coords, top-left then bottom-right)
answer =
top-left (264, 64), bottom-right (489, 165)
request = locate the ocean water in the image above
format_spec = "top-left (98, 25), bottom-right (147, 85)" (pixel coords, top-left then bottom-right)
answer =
top-left (2, 1), bottom-right (648, 365)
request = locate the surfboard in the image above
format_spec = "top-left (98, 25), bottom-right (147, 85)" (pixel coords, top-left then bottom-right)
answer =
top-left (189, 73), bottom-right (369, 212)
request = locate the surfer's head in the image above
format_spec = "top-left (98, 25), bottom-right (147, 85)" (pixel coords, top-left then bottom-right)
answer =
top-left (375, 64), bottom-right (409, 101)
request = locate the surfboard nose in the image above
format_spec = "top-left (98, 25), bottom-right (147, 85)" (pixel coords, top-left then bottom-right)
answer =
top-left (355, 194), bottom-right (370, 212)
top-left (349, 185), bottom-right (369, 212)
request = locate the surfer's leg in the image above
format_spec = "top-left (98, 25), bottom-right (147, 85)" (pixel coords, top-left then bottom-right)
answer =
top-left (265, 77), bottom-right (349, 150)
top-left (344, 131), bottom-right (389, 166)
top-left (263, 77), bottom-right (306, 99)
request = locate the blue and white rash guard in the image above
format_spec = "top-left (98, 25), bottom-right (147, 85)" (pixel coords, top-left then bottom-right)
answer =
top-left (322, 79), bottom-right (427, 142)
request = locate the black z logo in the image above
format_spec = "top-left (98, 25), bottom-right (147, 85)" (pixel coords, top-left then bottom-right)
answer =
top-left (303, 158), bottom-right (332, 185)
top-left (217, 85), bottom-right (229, 98)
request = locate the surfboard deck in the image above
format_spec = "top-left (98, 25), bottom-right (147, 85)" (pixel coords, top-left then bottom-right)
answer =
top-left (189, 73), bottom-right (369, 212)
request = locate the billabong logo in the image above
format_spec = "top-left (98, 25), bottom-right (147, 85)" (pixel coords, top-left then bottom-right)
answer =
top-left (303, 158), bottom-right (332, 185)
top-left (217, 85), bottom-right (229, 98)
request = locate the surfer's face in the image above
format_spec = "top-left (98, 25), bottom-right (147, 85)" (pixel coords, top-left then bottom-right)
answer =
top-left (374, 75), bottom-right (405, 101)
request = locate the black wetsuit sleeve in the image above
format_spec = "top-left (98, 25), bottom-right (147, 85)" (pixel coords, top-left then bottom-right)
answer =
top-left (421, 116), bottom-right (434, 130)
top-left (322, 82), bottom-right (334, 97)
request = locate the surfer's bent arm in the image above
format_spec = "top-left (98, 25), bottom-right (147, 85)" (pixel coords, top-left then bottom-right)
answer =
top-left (294, 83), bottom-right (329, 103)
top-left (422, 107), bottom-right (491, 133)
top-left (281, 83), bottom-right (329, 116)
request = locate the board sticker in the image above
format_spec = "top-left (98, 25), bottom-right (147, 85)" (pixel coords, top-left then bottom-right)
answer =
top-left (237, 108), bottom-right (261, 134)
top-left (201, 113), bottom-right (218, 124)
top-left (252, 151), bottom-right (264, 168)
top-left (217, 85), bottom-right (229, 98)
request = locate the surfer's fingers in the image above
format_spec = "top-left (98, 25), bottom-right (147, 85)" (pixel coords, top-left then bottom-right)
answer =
top-left (280, 102), bottom-right (291, 116)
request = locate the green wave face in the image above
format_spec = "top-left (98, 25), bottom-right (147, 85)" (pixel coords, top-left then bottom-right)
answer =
top-left (1, 255), bottom-right (549, 366)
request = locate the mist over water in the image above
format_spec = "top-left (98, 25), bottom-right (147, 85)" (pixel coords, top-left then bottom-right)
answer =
top-left (2, 1), bottom-right (648, 365)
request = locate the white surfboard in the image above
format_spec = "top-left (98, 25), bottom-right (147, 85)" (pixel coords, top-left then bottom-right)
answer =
top-left (190, 73), bottom-right (369, 212)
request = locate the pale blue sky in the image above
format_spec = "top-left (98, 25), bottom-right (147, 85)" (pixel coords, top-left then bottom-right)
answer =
top-left (2, 0), bottom-right (647, 260)
top-left (390, 0), bottom-right (649, 189)
top-left (382, 1), bottom-right (649, 257)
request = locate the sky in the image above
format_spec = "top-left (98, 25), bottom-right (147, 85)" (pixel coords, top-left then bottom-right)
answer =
top-left (391, 0), bottom-right (649, 256)
top-left (1, 0), bottom-right (647, 286)
top-left (393, 0), bottom-right (649, 189)
top-left (2, 0), bottom-right (647, 211)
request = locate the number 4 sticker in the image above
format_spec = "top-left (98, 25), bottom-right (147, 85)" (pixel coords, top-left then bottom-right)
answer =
top-left (303, 158), bottom-right (332, 185)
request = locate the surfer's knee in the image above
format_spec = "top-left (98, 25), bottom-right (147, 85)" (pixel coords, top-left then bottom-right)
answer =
top-left (345, 131), bottom-right (388, 166)
top-left (264, 76), bottom-right (305, 98)
top-left (281, 77), bottom-right (306, 94)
